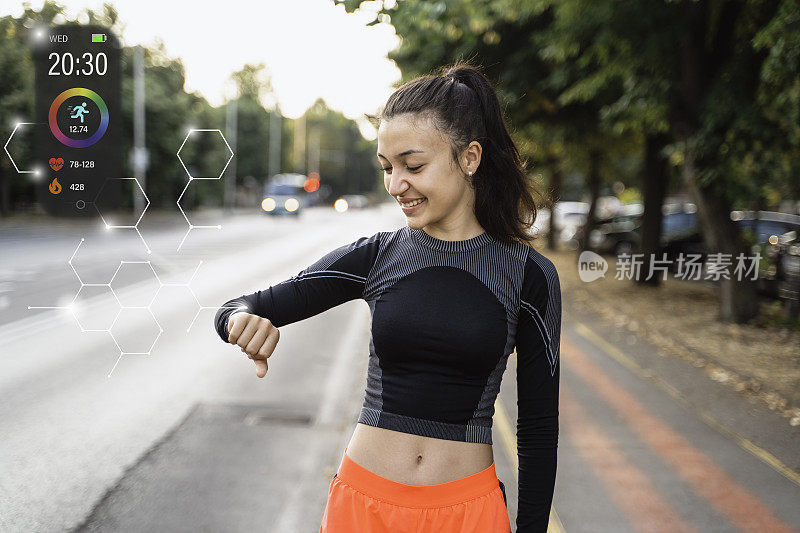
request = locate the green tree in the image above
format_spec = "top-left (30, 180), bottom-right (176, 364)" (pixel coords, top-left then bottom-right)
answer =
top-left (304, 97), bottom-right (381, 199)
top-left (231, 63), bottom-right (274, 182)
top-left (337, 0), bottom-right (800, 323)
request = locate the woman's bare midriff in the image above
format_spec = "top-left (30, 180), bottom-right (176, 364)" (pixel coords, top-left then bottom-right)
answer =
top-left (342, 422), bottom-right (494, 486)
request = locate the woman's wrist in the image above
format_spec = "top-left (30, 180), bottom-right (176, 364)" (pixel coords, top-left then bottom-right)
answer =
top-left (226, 308), bottom-right (250, 333)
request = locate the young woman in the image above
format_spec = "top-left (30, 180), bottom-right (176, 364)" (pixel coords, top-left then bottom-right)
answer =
top-left (214, 61), bottom-right (561, 533)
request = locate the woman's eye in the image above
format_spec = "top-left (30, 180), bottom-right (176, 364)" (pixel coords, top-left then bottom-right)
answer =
top-left (380, 165), bottom-right (423, 173)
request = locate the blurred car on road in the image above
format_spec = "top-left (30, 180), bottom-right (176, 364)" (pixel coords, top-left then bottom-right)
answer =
top-left (261, 176), bottom-right (306, 217)
top-left (334, 194), bottom-right (370, 212)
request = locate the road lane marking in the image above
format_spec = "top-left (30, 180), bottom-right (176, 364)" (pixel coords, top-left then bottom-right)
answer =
top-left (560, 386), bottom-right (698, 532)
top-left (563, 335), bottom-right (797, 532)
top-left (569, 317), bottom-right (800, 488)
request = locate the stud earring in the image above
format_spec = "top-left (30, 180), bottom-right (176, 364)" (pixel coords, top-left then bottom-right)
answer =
top-left (468, 171), bottom-right (473, 176)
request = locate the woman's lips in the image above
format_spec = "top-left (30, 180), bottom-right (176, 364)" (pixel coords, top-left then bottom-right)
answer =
top-left (400, 198), bottom-right (426, 213)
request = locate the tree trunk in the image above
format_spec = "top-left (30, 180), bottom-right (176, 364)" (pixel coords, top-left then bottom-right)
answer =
top-left (547, 163), bottom-right (562, 251)
top-left (681, 152), bottom-right (759, 322)
top-left (578, 149), bottom-right (601, 252)
top-left (675, 0), bottom-right (759, 323)
top-left (636, 133), bottom-right (670, 286)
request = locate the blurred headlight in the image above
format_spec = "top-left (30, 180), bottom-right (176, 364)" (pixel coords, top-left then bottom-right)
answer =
top-left (285, 198), bottom-right (300, 212)
top-left (334, 198), bottom-right (349, 212)
top-left (261, 197), bottom-right (276, 212)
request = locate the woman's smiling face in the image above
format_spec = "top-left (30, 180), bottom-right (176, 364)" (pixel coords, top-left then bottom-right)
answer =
top-left (377, 113), bottom-right (482, 237)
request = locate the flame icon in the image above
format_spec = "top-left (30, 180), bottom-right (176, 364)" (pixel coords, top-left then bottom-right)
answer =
top-left (49, 176), bottom-right (62, 195)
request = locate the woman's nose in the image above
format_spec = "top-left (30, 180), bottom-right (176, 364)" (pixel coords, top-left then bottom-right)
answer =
top-left (386, 173), bottom-right (409, 197)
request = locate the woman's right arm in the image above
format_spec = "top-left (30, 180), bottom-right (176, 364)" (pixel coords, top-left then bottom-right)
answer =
top-left (213, 231), bottom-right (384, 344)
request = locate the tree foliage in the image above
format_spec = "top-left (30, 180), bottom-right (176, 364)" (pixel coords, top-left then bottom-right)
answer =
top-left (335, 0), bottom-right (799, 322)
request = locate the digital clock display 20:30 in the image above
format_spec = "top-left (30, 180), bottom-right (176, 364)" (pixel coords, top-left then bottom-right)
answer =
top-left (47, 51), bottom-right (109, 76)
top-left (33, 25), bottom-right (122, 217)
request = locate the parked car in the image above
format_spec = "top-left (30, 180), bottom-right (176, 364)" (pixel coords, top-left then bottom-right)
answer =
top-left (552, 201), bottom-right (589, 247)
top-left (582, 203), bottom-right (703, 262)
top-left (586, 213), bottom-right (641, 256)
top-left (732, 210), bottom-right (800, 299)
top-left (731, 210), bottom-right (800, 245)
top-left (552, 198), bottom-right (634, 248)
top-left (772, 230), bottom-right (800, 317)
top-left (660, 204), bottom-right (705, 261)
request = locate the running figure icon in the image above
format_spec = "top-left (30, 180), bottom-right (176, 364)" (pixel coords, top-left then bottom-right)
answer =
top-left (69, 102), bottom-right (89, 123)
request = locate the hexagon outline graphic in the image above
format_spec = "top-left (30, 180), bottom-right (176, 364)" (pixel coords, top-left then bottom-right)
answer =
top-left (109, 260), bottom-right (163, 308)
top-left (174, 129), bottom-right (230, 251)
top-left (93, 177), bottom-right (150, 228)
top-left (176, 129), bottom-right (234, 180)
top-left (92, 177), bottom-right (152, 254)
top-left (3, 122), bottom-right (40, 174)
top-left (108, 306), bottom-right (164, 355)
top-left (175, 179), bottom-right (223, 251)
top-left (69, 286), bottom-right (122, 332)
top-left (27, 237), bottom-right (227, 377)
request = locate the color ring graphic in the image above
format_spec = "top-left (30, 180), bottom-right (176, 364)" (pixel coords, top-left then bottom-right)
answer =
top-left (49, 88), bottom-right (109, 148)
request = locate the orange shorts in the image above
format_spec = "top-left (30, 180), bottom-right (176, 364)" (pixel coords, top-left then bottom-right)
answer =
top-left (320, 446), bottom-right (512, 533)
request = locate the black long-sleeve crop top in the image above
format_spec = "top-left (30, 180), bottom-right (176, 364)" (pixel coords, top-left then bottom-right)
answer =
top-left (213, 225), bottom-right (561, 532)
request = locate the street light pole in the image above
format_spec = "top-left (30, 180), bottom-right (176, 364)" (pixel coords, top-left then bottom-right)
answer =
top-left (293, 115), bottom-right (305, 175)
top-left (224, 95), bottom-right (238, 214)
top-left (308, 128), bottom-right (320, 173)
top-left (132, 45), bottom-right (147, 214)
top-left (269, 108), bottom-right (281, 179)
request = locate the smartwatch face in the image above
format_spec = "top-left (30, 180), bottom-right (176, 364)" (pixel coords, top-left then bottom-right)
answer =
top-left (32, 24), bottom-right (122, 216)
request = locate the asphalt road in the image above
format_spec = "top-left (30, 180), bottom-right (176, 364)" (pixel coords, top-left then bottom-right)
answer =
top-left (1, 203), bottom-right (798, 532)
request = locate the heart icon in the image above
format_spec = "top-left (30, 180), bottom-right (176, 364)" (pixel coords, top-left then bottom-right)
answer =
top-left (49, 157), bottom-right (64, 171)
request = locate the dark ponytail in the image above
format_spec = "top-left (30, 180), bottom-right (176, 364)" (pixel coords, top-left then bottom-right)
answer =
top-left (380, 59), bottom-right (551, 246)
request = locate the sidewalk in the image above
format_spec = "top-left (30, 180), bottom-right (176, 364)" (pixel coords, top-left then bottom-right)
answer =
top-left (539, 247), bottom-right (800, 428)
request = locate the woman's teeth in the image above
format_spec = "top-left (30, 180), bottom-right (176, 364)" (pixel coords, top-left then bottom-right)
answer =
top-left (400, 198), bottom-right (426, 207)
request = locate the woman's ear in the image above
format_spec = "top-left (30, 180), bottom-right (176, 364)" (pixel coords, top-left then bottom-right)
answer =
top-left (463, 141), bottom-right (482, 175)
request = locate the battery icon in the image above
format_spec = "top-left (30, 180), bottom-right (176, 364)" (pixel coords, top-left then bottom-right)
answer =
top-left (91, 33), bottom-right (106, 43)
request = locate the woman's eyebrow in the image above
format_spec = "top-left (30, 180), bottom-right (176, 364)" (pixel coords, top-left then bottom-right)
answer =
top-left (377, 149), bottom-right (426, 160)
